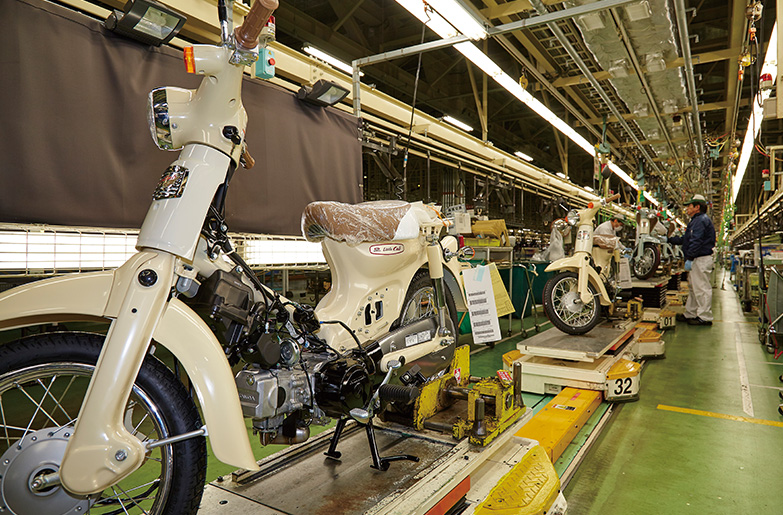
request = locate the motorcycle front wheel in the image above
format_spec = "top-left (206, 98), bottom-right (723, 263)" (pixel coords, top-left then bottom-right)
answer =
top-left (543, 271), bottom-right (602, 335)
top-left (632, 243), bottom-right (661, 280)
top-left (0, 332), bottom-right (206, 515)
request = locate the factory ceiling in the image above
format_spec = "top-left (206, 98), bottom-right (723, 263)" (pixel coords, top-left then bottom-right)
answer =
top-left (271, 0), bottom-right (777, 220)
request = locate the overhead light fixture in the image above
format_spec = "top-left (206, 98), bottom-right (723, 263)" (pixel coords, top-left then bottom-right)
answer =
top-left (396, 0), bottom-right (661, 204)
top-left (303, 45), bottom-right (364, 76)
top-left (104, 0), bottom-right (186, 46)
top-left (296, 79), bottom-right (350, 107)
top-left (424, 0), bottom-right (487, 40)
top-left (733, 22), bottom-right (778, 203)
top-left (442, 115), bottom-right (473, 132)
top-left (514, 151), bottom-right (534, 162)
top-left (624, 0), bottom-right (652, 21)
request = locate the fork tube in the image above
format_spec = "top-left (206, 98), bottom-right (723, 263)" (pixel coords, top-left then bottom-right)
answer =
top-left (426, 243), bottom-right (449, 333)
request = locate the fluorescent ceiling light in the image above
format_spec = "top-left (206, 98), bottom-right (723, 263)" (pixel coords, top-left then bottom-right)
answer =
top-left (556, 172), bottom-right (567, 179)
top-left (514, 151), bottom-right (533, 162)
top-left (395, 0), bottom-right (458, 37)
top-left (584, 186), bottom-right (594, 192)
top-left (303, 45), bottom-right (363, 76)
top-left (732, 22), bottom-right (778, 204)
top-left (396, 0), bottom-right (661, 204)
top-left (425, 0), bottom-right (487, 40)
top-left (442, 115), bottom-right (473, 132)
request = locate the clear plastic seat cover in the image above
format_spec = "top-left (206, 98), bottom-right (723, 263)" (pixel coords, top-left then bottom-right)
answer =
top-left (301, 200), bottom-right (437, 245)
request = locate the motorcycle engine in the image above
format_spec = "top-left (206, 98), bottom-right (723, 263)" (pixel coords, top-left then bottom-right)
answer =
top-left (189, 268), bottom-right (383, 444)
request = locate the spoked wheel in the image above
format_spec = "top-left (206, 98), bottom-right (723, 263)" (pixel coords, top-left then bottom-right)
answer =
top-left (632, 243), bottom-right (661, 280)
top-left (0, 333), bottom-right (206, 515)
top-left (543, 271), bottom-right (602, 335)
top-left (396, 270), bottom-right (459, 376)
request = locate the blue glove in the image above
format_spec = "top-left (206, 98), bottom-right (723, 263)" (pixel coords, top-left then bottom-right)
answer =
top-left (684, 260), bottom-right (692, 271)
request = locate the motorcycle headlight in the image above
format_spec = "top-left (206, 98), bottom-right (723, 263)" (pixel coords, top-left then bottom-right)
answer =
top-left (147, 88), bottom-right (174, 150)
top-left (566, 209), bottom-right (580, 226)
top-left (146, 87), bottom-right (192, 151)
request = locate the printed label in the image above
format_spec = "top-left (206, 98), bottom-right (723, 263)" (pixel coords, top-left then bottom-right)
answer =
top-left (369, 244), bottom-right (404, 255)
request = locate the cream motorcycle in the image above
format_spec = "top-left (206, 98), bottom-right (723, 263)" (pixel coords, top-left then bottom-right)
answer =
top-left (630, 207), bottom-right (662, 279)
top-left (0, 1), bottom-right (464, 513)
top-left (542, 194), bottom-right (622, 335)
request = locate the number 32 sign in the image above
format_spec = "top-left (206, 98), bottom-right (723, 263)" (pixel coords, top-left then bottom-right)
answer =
top-left (605, 374), bottom-right (640, 401)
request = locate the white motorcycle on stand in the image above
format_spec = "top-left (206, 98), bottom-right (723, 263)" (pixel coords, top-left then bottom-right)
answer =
top-left (0, 1), bottom-right (465, 513)
top-left (542, 194), bottom-right (622, 335)
top-left (631, 207), bottom-right (662, 280)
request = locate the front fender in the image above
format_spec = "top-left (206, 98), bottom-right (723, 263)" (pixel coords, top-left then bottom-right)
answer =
top-left (545, 254), bottom-right (611, 306)
top-left (0, 266), bottom-right (257, 472)
top-left (0, 272), bottom-right (114, 331)
top-left (153, 298), bottom-right (258, 471)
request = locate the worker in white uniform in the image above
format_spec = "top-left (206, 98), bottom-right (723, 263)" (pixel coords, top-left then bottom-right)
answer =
top-left (594, 214), bottom-right (626, 250)
top-left (667, 194), bottom-right (716, 325)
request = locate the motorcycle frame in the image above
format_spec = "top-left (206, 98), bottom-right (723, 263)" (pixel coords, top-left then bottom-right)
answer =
top-left (545, 202), bottom-right (615, 306)
top-left (0, 11), bottom-right (465, 498)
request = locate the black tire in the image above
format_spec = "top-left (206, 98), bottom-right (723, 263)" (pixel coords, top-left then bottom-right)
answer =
top-left (398, 269), bottom-right (459, 339)
top-left (543, 271), bottom-right (602, 335)
top-left (632, 243), bottom-right (661, 280)
top-left (0, 332), bottom-right (206, 515)
top-left (396, 269), bottom-right (459, 376)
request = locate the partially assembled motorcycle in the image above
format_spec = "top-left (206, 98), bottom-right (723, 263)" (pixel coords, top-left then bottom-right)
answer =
top-left (542, 194), bottom-right (622, 335)
top-left (630, 207), bottom-right (662, 279)
top-left (0, 1), bottom-right (465, 513)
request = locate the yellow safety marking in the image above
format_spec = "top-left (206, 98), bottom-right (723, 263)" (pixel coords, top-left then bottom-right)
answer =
top-left (657, 404), bottom-right (783, 428)
top-left (473, 445), bottom-right (559, 515)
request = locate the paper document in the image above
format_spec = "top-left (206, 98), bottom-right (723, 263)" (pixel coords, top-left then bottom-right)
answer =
top-left (462, 265), bottom-right (502, 344)
top-left (488, 263), bottom-right (515, 317)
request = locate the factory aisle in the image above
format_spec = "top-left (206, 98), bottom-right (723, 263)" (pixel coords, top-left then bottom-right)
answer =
top-left (563, 276), bottom-right (783, 514)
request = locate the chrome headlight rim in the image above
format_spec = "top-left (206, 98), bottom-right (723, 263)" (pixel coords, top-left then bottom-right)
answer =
top-left (147, 88), bottom-right (175, 150)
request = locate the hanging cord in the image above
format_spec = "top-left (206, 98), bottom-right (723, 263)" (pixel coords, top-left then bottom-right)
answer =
top-left (399, 20), bottom-right (428, 200)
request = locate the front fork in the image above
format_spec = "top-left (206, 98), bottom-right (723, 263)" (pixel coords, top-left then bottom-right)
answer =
top-left (59, 251), bottom-right (176, 495)
top-left (425, 233), bottom-right (450, 337)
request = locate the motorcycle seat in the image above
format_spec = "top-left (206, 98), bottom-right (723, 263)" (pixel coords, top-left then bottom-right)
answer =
top-left (302, 200), bottom-right (438, 245)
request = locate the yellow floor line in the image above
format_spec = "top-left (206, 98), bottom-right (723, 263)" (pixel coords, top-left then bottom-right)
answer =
top-left (657, 404), bottom-right (783, 428)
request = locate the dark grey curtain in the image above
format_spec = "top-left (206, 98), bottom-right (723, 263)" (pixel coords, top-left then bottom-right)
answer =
top-left (0, 0), bottom-right (362, 235)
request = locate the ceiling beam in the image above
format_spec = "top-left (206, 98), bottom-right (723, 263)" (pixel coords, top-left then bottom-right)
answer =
top-left (552, 47), bottom-right (740, 88)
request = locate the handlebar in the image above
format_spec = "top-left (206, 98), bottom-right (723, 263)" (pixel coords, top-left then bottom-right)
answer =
top-left (234, 0), bottom-right (278, 51)
top-left (605, 193), bottom-right (621, 203)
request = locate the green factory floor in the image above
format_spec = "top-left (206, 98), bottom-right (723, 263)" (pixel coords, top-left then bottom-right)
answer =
top-left (562, 275), bottom-right (783, 514)
top-left (466, 273), bottom-right (783, 513)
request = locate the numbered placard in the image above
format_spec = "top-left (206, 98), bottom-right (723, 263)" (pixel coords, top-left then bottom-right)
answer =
top-left (605, 374), bottom-right (640, 401)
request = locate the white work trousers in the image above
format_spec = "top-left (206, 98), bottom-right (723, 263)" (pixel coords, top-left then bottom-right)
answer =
top-left (685, 255), bottom-right (714, 321)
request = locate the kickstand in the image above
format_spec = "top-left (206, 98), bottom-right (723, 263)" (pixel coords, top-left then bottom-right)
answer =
top-left (324, 417), bottom-right (348, 460)
top-left (364, 418), bottom-right (419, 471)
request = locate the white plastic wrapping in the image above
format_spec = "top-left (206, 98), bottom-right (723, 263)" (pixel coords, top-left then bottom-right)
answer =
top-left (533, 226), bottom-right (565, 262)
top-left (301, 200), bottom-right (439, 245)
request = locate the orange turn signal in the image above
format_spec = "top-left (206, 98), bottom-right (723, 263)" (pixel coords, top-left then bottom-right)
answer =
top-left (183, 47), bottom-right (196, 74)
